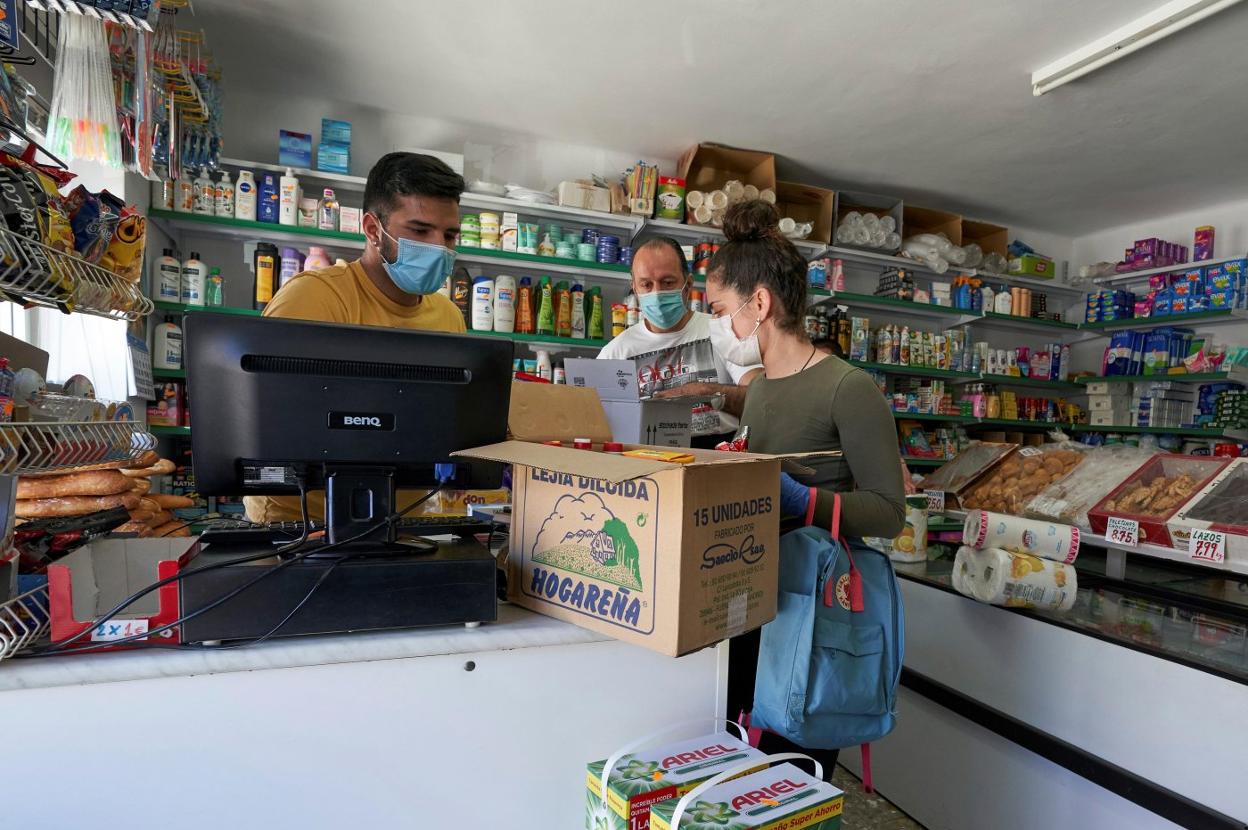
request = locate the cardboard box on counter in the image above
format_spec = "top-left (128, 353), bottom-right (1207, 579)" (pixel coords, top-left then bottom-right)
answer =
top-left (455, 383), bottom-right (825, 656)
top-left (565, 358), bottom-right (692, 447)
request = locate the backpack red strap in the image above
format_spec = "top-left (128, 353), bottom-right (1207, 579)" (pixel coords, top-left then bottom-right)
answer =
top-left (860, 743), bottom-right (874, 793)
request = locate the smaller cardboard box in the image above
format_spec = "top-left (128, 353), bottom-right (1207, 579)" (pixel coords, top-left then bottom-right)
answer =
top-left (558, 180), bottom-right (611, 213)
top-left (903, 205), bottom-right (962, 247)
top-left (677, 143), bottom-right (776, 196)
top-left (962, 219), bottom-right (1008, 259)
top-left (775, 181), bottom-right (835, 245)
top-left (565, 358), bottom-right (692, 447)
top-left (586, 730), bottom-right (766, 830)
top-left (650, 762), bottom-right (844, 830)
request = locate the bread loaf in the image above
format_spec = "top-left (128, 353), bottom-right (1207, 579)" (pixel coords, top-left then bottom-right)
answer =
top-left (128, 509), bottom-right (155, 523)
top-left (129, 478), bottom-right (152, 494)
top-left (121, 458), bottom-right (176, 478)
top-left (17, 470), bottom-right (132, 499)
top-left (113, 521), bottom-right (152, 537)
top-left (152, 521), bottom-right (190, 538)
top-left (146, 510), bottom-right (174, 528)
top-left (15, 491), bottom-right (141, 518)
top-left (149, 493), bottom-right (194, 509)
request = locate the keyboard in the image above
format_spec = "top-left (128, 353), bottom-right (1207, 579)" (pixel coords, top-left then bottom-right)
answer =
top-left (199, 516), bottom-right (496, 546)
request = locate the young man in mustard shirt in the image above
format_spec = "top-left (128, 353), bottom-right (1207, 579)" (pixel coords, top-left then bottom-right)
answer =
top-left (245, 152), bottom-right (467, 523)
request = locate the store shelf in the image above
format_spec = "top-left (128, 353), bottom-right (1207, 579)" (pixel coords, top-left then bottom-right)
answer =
top-left (1073, 371), bottom-right (1245, 385)
top-left (986, 273), bottom-right (1085, 296)
top-left (454, 247), bottom-right (631, 279)
top-left (892, 411), bottom-right (977, 423)
top-left (149, 209), bottom-right (367, 250)
top-left (221, 157), bottom-right (367, 191)
top-left (0, 422), bottom-right (156, 475)
top-left (1084, 532), bottom-right (1248, 578)
top-left (968, 374), bottom-right (1084, 391)
top-left (818, 291), bottom-right (980, 323)
top-left (1090, 253), bottom-right (1246, 286)
top-left (153, 301), bottom-right (263, 317)
top-left (0, 226), bottom-right (152, 321)
top-left (848, 359), bottom-right (978, 380)
top-left (472, 330), bottom-right (608, 351)
top-left (972, 418), bottom-right (1065, 429)
top-left (1078, 309), bottom-right (1245, 332)
top-left (462, 192), bottom-right (645, 237)
top-left (902, 457), bottom-right (952, 468)
top-left (149, 425), bottom-right (192, 437)
top-left (0, 583), bottom-right (49, 665)
top-left (1068, 424), bottom-right (1248, 440)
top-left (972, 311), bottom-right (1079, 332)
top-left (151, 368), bottom-right (187, 379)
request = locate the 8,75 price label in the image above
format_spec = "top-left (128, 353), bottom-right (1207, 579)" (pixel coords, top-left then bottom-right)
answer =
top-left (1189, 529), bottom-right (1226, 564)
top-left (1105, 516), bottom-right (1139, 548)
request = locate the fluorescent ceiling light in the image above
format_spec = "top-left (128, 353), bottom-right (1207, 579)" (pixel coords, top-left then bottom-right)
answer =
top-left (1032, 0), bottom-right (1245, 95)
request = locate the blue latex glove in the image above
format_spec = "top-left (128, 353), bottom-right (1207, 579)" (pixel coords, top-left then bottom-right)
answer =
top-left (779, 473), bottom-right (812, 518)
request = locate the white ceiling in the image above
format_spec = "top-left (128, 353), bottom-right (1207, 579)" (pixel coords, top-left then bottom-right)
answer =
top-left (196, 0), bottom-right (1248, 235)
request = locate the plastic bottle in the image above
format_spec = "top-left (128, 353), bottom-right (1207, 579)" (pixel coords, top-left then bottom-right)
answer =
top-left (304, 246), bottom-right (331, 269)
top-left (153, 318), bottom-right (183, 371)
top-left (253, 242), bottom-right (279, 310)
top-left (536, 349), bottom-right (553, 381)
top-left (570, 283), bottom-right (586, 339)
top-left (235, 170), bottom-right (257, 221)
top-left (555, 280), bottom-right (572, 338)
top-left (180, 251), bottom-right (207, 306)
top-left (553, 363), bottom-right (566, 385)
top-left (493, 274), bottom-right (516, 333)
top-left (625, 293), bottom-right (640, 327)
top-left (471, 276), bottom-right (494, 331)
top-left (154, 248), bottom-right (181, 301)
top-left (257, 172), bottom-right (280, 224)
top-left (174, 172), bottom-right (194, 213)
top-left (192, 170), bottom-right (213, 215)
top-left (154, 178), bottom-right (174, 211)
top-left (450, 269), bottom-right (472, 324)
top-left (0, 358), bottom-right (14, 423)
top-left (205, 268), bottom-right (224, 307)
top-left (214, 171), bottom-right (234, 217)
top-left (536, 276), bottom-right (555, 335)
top-left (318, 188), bottom-right (340, 231)
top-left (538, 233), bottom-right (556, 258)
top-left (515, 277), bottom-right (535, 334)
top-left (279, 168), bottom-right (299, 226)
top-left (980, 284), bottom-right (995, 315)
top-left (899, 326), bottom-right (910, 366)
top-left (588, 287), bottom-right (604, 340)
top-left (279, 247), bottom-right (303, 292)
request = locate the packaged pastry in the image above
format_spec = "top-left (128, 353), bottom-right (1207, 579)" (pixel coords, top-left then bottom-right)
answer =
top-left (960, 443), bottom-right (1087, 516)
top-left (918, 441), bottom-right (1016, 508)
top-left (1089, 454), bottom-right (1231, 547)
top-left (1167, 459), bottom-right (1248, 568)
top-left (1025, 445), bottom-right (1159, 530)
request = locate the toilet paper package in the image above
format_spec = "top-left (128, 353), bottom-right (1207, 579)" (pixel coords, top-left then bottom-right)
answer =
top-left (955, 546), bottom-right (1077, 612)
top-left (963, 510), bottom-right (1080, 564)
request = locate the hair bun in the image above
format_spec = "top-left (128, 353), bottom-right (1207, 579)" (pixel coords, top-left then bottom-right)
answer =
top-left (722, 199), bottom-right (782, 243)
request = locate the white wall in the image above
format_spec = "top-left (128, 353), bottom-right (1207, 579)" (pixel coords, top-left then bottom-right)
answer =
top-left (1072, 196), bottom-right (1248, 266)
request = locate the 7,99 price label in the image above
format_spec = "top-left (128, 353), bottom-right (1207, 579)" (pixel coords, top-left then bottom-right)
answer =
top-left (1189, 529), bottom-right (1226, 564)
top-left (1105, 517), bottom-right (1139, 548)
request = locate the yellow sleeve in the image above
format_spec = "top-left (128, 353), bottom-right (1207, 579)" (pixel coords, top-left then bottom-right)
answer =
top-left (423, 292), bottom-right (467, 333)
top-left (263, 274), bottom-right (348, 324)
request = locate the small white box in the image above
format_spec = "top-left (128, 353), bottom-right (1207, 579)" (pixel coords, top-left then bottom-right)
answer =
top-left (1087, 394), bottom-right (1131, 412)
top-left (501, 212), bottom-right (518, 253)
top-left (1090, 411), bottom-right (1134, 426)
top-left (557, 180), bottom-right (611, 213)
top-left (1082, 381), bottom-right (1121, 395)
top-left (339, 206), bottom-right (361, 234)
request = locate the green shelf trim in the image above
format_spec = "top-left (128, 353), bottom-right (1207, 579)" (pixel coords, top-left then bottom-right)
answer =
top-left (149, 425), bottom-right (191, 436)
top-left (824, 291), bottom-right (973, 316)
top-left (153, 301), bottom-right (262, 317)
top-left (1068, 424), bottom-right (1245, 438)
top-left (151, 368), bottom-right (186, 379)
top-left (849, 360), bottom-right (978, 380)
top-left (977, 374), bottom-right (1083, 391)
top-left (973, 418), bottom-right (1066, 429)
top-left (892, 411), bottom-right (977, 423)
top-left (978, 311), bottom-right (1078, 330)
top-left (149, 208), bottom-right (366, 244)
top-left (1073, 373), bottom-right (1235, 384)
top-left (1078, 310), bottom-right (1236, 331)
top-left (456, 246), bottom-right (631, 274)
top-left (927, 520), bottom-right (965, 532)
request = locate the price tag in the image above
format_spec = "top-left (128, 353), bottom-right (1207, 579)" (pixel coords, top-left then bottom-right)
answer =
top-left (90, 619), bottom-right (149, 643)
top-left (1189, 529), bottom-right (1226, 564)
top-left (924, 490), bottom-right (945, 513)
top-left (1105, 517), bottom-right (1139, 548)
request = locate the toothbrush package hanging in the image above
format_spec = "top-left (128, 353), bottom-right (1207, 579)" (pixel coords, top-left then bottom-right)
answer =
top-left (47, 14), bottom-right (121, 168)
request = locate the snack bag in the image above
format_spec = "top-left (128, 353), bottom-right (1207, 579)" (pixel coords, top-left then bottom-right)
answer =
top-left (99, 211), bottom-right (147, 285)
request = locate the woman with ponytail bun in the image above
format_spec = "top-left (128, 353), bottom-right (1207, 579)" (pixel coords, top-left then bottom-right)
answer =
top-left (709, 199), bottom-right (905, 777)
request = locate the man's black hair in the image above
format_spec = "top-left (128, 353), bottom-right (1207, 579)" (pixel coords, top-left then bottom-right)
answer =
top-left (635, 236), bottom-right (690, 275)
top-left (363, 152), bottom-right (465, 224)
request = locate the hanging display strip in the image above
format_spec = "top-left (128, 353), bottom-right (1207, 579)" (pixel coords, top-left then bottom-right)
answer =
top-left (0, 582), bottom-right (50, 664)
top-left (0, 421), bottom-right (156, 475)
top-left (28, 0), bottom-right (159, 31)
top-left (0, 226), bottom-right (152, 320)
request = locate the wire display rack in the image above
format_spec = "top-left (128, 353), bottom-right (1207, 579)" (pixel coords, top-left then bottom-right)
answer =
top-left (0, 421), bottom-right (156, 476)
top-left (0, 582), bottom-right (49, 663)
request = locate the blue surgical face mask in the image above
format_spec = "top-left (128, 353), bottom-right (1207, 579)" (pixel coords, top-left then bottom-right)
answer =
top-left (638, 289), bottom-right (688, 330)
top-left (373, 217), bottom-right (456, 295)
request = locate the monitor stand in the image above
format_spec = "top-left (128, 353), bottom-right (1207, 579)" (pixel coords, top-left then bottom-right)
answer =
top-left (321, 465), bottom-right (433, 556)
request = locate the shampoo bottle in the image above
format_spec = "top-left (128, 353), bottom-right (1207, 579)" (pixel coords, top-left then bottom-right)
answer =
top-left (154, 248), bottom-right (181, 301)
top-left (555, 280), bottom-right (572, 338)
top-left (253, 242), bottom-right (279, 310)
top-left (153, 318), bottom-right (183, 371)
top-left (235, 170), bottom-right (257, 220)
top-left (493, 274), bottom-right (516, 333)
top-left (180, 251), bottom-right (207, 306)
top-left (214, 171), bottom-right (234, 217)
top-left (257, 172), bottom-right (279, 224)
top-left (450, 268), bottom-right (472, 325)
top-left (515, 277), bottom-right (534, 334)
top-left (193, 170), bottom-right (214, 215)
top-left (536, 276), bottom-right (555, 335)
top-left (471, 276), bottom-right (494, 331)
top-left (279, 168), bottom-right (299, 226)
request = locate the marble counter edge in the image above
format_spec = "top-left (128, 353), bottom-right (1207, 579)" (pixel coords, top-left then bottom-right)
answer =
top-left (0, 605), bottom-right (611, 692)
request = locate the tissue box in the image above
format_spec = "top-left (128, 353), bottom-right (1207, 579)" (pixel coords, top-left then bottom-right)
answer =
top-left (278, 130), bottom-right (312, 168)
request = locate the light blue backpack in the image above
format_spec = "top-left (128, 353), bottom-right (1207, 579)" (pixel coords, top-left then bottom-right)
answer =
top-left (750, 495), bottom-right (904, 790)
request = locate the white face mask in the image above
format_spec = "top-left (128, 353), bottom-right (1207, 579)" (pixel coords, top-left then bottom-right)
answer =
top-left (709, 298), bottom-right (762, 366)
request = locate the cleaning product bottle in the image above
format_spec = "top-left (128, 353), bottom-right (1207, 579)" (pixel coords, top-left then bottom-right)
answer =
top-left (153, 317), bottom-right (183, 371)
top-left (234, 170), bottom-right (257, 220)
top-left (174, 171), bottom-right (194, 213)
top-left (193, 169), bottom-right (214, 215)
top-left (555, 280), bottom-right (572, 338)
top-left (304, 246), bottom-right (331, 269)
top-left (471, 276), bottom-right (494, 331)
top-left (493, 274), bottom-right (516, 333)
top-left (536, 349), bottom-right (553, 381)
top-left (154, 248), bottom-right (181, 301)
top-left (450, 268), bottom-right (472, 325)
top-left (536, 276), bottom-right (555, 335)
top-left (253, 242), bottom-right (279, 310)
top-left (318, 188), bottom-right (340, 231)
top-left (214, 171), bottom-right (234, 217)
top-left (205, 268), bottom-right (224, 307)
top-left (279, 168), bottom-right (299, 226)
top-left (279, 247), bottom-right (303, 292)
top-left (588, 287), bottom-right (604, 340)
top-left (515, 277), bottom-right (535, 334)
top-left (570, 283), bottom-right (586, 339)
top-left (180, 251), bottom-right (207, 306)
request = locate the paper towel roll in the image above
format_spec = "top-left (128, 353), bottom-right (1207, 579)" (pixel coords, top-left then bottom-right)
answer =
top-left (963, 510), bottom-right (1080, 564)
top-left (972, 547), bottom-right (1077, 611)
top-left (951, 545), bottom-right (979, 598)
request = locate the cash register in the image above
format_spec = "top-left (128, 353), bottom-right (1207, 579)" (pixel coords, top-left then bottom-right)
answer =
top-left (178, 313), bottom-right (513, 643)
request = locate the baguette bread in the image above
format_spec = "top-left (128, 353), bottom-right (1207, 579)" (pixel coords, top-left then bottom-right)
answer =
top-left (17, 470), bottom-right (132, 499)
top-left (15, 491), bottom-right (141, 518)
top-left (148, 493), bottom-right (194, 509)
top-left (120, 458), bottom-right (176, 478)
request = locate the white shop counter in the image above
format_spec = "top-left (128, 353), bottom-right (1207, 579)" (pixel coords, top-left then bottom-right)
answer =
top-left (0, 605), bottom-right (727, 830)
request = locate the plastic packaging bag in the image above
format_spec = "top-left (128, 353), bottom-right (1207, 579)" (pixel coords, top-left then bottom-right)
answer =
top-left (1025, 445), bottom-right (1159, 529)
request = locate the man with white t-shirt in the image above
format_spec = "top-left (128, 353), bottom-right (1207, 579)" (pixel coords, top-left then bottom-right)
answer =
top-left (597, 237), bottom-right (761, 437)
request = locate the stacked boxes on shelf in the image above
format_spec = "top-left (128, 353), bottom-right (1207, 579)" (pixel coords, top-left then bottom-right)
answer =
top-left (317, 118), bottom-right (351, 174)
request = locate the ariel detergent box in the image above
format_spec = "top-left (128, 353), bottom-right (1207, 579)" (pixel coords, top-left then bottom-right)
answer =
top-left (650, 762), bottom-right (844, 830)
top-left (587, 732), bottom-right (766, 830)
top-left (455, 383), bottom-right (810, 656)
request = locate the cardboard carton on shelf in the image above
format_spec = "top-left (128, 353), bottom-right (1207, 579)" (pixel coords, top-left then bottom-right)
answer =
top-left (775, 181), bottom-right (835, 245)
top-left (677, 142), bottom-right (777, 198)
top-left (455, 383), bottom-right (830, 656)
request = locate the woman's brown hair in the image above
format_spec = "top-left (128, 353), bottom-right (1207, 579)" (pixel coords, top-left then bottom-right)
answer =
top-left (707, 200), bottom-right (808, 334)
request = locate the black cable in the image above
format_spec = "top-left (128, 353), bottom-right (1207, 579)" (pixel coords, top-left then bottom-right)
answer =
top-left (206, 556), bottom-right (347, 650)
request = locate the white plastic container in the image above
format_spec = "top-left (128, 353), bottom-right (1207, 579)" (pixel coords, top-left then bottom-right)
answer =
top-left (234, 171), bottom-right (257, 221)
top-left (174, 173), bottom-right (194, 213)
top-left (279, 168), bottom-right (299, 226)
top-left (180, 252), bottom-right (207, 306)
top-left (153, 319), bottom-right (183, 371)
top-left (493, 274), bottom-right (516, 333)
top-left (304, 246), bottom-right (332, 270)
top-left (193, 171), bottom-right (214, 215)
top-left (215, 171), bottom-right (234, 217)
top-left (535, 349), bottom-right (552, 381)
top-left (471, 276), bottom-right (494, 331)
top-left (154, 248), bottom-right (182, 302)
top-left (626, 293), bottom-right (640, 327)
top-left (318, 188), bottom-right (340, 231)
top-left (570, 283), bottom-right (586, 339)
